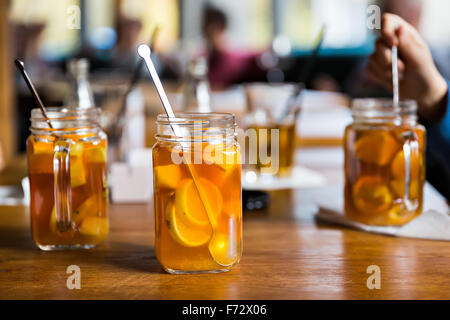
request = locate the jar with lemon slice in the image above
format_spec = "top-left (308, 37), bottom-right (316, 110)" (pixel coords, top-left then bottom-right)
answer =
top-left (28, 108), bottom-right (109, 250)
top-left (153, 113), bottom-right (242, 273)
top-left (344, 99), bottom-right (426, 226)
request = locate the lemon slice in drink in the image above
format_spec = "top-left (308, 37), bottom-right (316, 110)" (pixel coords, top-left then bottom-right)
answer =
top-left (73, 195), bottom-right (98, 224)
top-left (166, 200), bottom-right (211, 247)
top-left (390, 149), bottom-right (420, 179)
top-left (355, 131), bottom-right (399, 166)
top-left (84, 146), bottom-right (107, 163)
top-left (70, 156), bottom-right (86, 188)
top-left (175, 178), bottom-right (222, 227)
top-left (352, 176), bottom-right (393, 215)
top-left (154, 164), bottom-right (183, 189)
top-left (80, 216), bottom-right (109, 237)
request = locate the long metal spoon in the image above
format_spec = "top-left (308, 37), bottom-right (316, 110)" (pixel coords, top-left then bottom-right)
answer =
top-left (138, 44), bottom-right (236, 267)
top-left (392, 18), bottom-right (399, 108)
top-left (108, 26), bottom-right (160, 146)
top-left (15, 59), bottom-right (53, 128)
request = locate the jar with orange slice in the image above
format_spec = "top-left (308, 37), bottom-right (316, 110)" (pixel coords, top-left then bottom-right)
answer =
top-left (153, 113), bottom-right (242, 274)
top-left (28, 108), bottom-right (109, 250)
top-left (344, 99), bottom-right (426, 226)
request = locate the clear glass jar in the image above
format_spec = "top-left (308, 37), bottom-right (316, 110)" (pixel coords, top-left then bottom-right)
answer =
top-left (27, 108), bottom-right (108, 250)
top-left (152, 113), bottom-right (242, 274)
top-left (243, 83), bottom-right (301, 177)
top-left (344, 99), bottom-right (426, 226)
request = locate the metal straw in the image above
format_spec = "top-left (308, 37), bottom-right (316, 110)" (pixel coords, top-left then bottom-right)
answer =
top-left (137, 45), bottom-right (176, 119)
top-left (15, 59), bottom-right (53, 128)
top-left (392, 18), bottom-right (400, 108)
top-left (138, 44), bottom-right (236, 266)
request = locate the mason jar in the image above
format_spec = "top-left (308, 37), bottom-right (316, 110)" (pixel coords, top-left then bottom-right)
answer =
top-left (344, 99), bottom-right (426, 226)
top-left (152, 113), bottom-right (242, 274)
top-left (27, 108), bottom-right (108, 250)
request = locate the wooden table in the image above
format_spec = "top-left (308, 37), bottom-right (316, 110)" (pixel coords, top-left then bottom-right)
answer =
top-left (0, 148), bottom-right (449, 299)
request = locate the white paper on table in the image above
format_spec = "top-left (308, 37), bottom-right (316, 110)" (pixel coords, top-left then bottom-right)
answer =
top-left (110, 148), bottom-right (153, 203)
top-left (242, 165), bottom-right (326, 191)
top-left (314, 183), bottom-right (450, 241)
top-left (297, 90), bottom-right (352, 139)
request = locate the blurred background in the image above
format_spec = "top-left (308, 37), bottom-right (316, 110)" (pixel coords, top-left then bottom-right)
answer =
top-left (1, 0), bottom-right (450, 173)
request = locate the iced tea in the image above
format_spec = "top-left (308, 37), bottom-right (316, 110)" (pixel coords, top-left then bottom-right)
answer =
top-left (153, 113), bottom-right (242, 273)
top-left (28, 108), bottom-right (108, 250)
top-left (344, 99), bottom-right (426, 226)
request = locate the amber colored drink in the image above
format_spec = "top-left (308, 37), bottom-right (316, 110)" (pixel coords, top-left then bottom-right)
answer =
top-left (28, 108), bottom-right (108, 250)
top-left (250, 122), bottom-right (296, 177)
top-left (153, 113), bottom-right (242, 274)
top-left (344, 125), bottom-right (426, 226)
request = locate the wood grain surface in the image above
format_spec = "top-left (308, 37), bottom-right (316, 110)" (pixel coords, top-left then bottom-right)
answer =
top-left (0, 195), bottom-right (449, 299)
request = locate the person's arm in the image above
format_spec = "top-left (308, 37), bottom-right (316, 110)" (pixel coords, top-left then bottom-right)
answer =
top-left (432, 80), bottom-right (450, 142)
top-left (425, 82), bottom-right (450, 200)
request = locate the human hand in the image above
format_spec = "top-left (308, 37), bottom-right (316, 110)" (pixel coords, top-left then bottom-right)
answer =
top-left (367, 13), bottom-right (448, 121)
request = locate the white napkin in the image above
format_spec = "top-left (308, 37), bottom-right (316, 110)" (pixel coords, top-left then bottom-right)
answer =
top-left (242, 165), bottom-right (326, 191)
top-left (110, 148), bottom-right (153, 203)
top-left (315, 183), bottom-right (450, 241)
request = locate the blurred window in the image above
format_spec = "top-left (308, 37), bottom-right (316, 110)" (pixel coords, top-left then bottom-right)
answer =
top-left (9, 0), bottom-right (450, 60)
top-left (121, 0), bottom-right (179, 52)
top-left (85, 0), bottom-right (116, 51)
top-left (10, 0), bottom-right (81, 60)
top-left (421, 0), bottom-right (450, 46)
top-left (207, 0), bottom-right (273, 51)
top-left (278, 0), bottom-right (373, 54)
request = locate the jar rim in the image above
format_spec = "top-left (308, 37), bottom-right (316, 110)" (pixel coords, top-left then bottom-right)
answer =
top-left (30, 107), bottom-right (101, 121)
top-left (156, 112), bottom-right (235, 127)
top-left (352, 98), bottom-right (417, 117)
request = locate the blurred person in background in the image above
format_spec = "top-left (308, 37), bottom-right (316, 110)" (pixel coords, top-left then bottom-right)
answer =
top-left (110, 16), bottom-right (142, 73)
top-left (202, 5), bottom-right (266, 88)
top-left (367, 13), bottom-right (450, 201)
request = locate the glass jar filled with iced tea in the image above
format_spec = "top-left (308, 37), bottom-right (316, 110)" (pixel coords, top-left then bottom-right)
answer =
top-left (344, 99), bottom-right (426, 226)
top-left (244, 83), bottom-right (301, 177)
top-left (28, 108), bottom-right (108, 250)
top-left (153, 113), bottom-right (242, 274)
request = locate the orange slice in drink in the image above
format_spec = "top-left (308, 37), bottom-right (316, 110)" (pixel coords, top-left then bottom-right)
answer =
top-left (354, 131), bottom-right (399, 166)
top-left (84, 146), bottom-right (106, 163)
top-left (70, 142), bottom-right (84, 157)
top-left (166, 200), bottom-right (211, 247)
top-left (70, 143), bottom-right (85, 185)
top-left (80, 216), bottom-right (109, 237)
top-left (73, 195), bottom-right (98, 224)
top-left (390, 179), bottom-right (420, 199)
top-left (390, 150), bottom-right (420, 179)
top-left (70, 156), bottom-right (86, 188)
top-left (175, 178), bottom-right (223, 227)
top-left (32, 139), bottom-right (54, 155)
top-left (154, 164), bottom-right (183, 189)
top-left (352, 176), bottom-right (393, 215)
